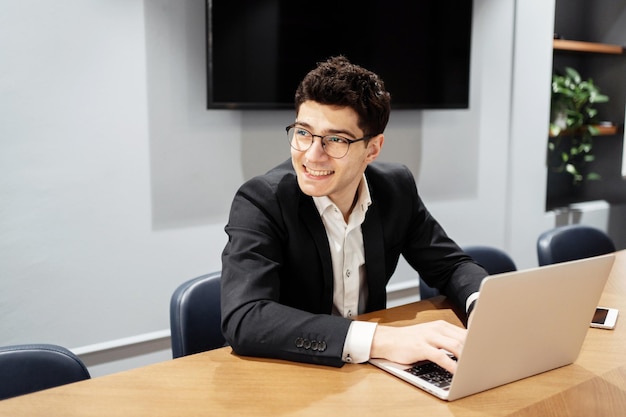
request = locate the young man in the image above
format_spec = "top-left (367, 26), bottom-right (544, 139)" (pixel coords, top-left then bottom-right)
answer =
top-left (221, 56), bottom-right (487, 373)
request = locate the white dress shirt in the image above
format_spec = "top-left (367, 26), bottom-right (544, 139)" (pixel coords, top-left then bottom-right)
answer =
top-left (313, 175), bottom-right (377, 364)
top-left (313, 175), bottom-right (479, 364)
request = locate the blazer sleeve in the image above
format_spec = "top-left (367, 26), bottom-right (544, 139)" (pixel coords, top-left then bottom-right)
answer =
top-left (221, 171), bottom-right (352, 367)
top-left (365, 162), bottom-right (487, 313)
top-left (394, 166), bottom-right (487, 311)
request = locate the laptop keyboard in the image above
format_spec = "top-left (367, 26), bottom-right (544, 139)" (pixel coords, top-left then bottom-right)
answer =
top-left (404, 361), bottom-right (454, 390)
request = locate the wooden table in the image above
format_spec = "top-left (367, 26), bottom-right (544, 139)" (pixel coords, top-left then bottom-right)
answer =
top-left (1, 251), bottom-right (625, 416)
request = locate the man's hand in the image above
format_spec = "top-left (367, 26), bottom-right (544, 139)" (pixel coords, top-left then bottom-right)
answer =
top-left (370, 320), bottom-right (466, 374)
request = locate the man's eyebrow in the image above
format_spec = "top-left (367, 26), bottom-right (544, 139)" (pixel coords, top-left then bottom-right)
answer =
top-left (293, 121), bottom-right (357, 138)
top-left (293, 121), bottom-right (312, 130)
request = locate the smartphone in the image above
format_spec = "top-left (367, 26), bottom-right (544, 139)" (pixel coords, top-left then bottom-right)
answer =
top-left (590, 307), bottom-right (619, 329)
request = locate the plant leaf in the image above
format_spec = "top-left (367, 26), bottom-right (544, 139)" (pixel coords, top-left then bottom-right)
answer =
top-left (587, 172), bottom-right (601, 181)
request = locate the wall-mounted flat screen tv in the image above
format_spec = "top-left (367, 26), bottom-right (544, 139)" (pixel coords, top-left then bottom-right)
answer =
top-left (207, 1), bottom-right (473, 110)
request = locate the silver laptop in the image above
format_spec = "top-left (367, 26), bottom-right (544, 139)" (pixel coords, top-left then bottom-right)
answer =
top-left (369, 253), bottom-right (615, 401)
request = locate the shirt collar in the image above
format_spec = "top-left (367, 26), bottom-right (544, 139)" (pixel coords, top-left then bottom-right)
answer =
top-left (312, 174), bottom-right (372, 217)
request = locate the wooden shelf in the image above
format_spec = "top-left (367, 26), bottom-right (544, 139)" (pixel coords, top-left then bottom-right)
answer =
top-left (549, 124), bottom-right (619, 138)
top-left (553, 39), bottom-right (624, 55)
top-left (594, 124), bottom-right (619, 135)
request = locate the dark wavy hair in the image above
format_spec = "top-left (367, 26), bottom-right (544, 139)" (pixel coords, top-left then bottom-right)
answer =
top-left (294, 56), bottom-right (391, 136)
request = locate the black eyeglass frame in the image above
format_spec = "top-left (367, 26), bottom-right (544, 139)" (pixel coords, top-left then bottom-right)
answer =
top-left (285, 123), bottom-right (375, 159)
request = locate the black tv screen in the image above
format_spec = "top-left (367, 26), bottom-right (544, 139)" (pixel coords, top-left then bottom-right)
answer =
top-left (207, 1), bottom-right (473, 110)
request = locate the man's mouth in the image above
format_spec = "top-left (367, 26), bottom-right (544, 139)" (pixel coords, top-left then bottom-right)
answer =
top-left (304, 165), bottom-right (334, 177)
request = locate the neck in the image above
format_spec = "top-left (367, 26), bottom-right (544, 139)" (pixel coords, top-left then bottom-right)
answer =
top-left (334, 188), bottom-right (360, 223)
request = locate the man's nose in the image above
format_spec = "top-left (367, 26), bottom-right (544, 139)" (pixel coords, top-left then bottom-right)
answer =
top-left (305, 136), bottom-right (328, 159)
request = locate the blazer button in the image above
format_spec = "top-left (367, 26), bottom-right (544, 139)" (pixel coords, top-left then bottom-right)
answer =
top-left (303, 339), bottom-right (311, 349)
top-left (311, 340), bottom-right (319, 351)
top-left (295, 337), bottom-right (304, 348)
top-left (318, 341), bottom-right (327, 352)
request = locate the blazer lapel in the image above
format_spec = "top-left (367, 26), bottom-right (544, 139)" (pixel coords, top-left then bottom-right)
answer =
top-left (299, 195), bottom-right (335, 312)
top-left (362, 202), bottom-right (387, 312)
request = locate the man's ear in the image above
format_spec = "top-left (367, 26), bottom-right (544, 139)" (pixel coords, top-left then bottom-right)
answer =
top-left (365, 134), bottom-right (384, 162)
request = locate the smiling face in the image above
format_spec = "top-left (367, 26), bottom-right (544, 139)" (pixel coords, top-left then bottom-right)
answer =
top-left (291, 100), bottom-right (384, 217)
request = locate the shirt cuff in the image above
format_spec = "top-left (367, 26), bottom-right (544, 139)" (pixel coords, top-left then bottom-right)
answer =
top-left (466, 291), bottom-right (480, 315)
top-left (342, 321), bottom-right (378, 364)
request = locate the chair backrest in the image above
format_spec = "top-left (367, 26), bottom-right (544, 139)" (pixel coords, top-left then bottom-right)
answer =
top-left (419, 245), bottom-right (517, 299)
top-left (463, 245), bottom-right (517, 275)
top-left (169, 271), bottom-right (226, 358)
top-left (537, 224), bottom-right (616, 266)
top-left (0, 344), bottom-right (90, 400)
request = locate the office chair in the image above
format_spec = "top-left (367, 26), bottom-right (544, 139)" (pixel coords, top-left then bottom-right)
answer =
top-left (537, 224), bottom-right (616, 266)
top-left (0, 343), bottom-right (91, 400)
top-left (170, 271), bottom-right (226, 358)
top-left (419, 245), bottom-right (517, 299)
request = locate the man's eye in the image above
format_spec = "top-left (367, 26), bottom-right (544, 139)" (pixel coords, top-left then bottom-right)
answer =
top-left (326, 136), bottom-right (346, 144)
top-left (295, 128), bottom-right (310, 136)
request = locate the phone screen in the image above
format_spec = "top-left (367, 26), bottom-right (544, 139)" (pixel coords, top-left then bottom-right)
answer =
top-left (592, 308), bottom-right (609, 324)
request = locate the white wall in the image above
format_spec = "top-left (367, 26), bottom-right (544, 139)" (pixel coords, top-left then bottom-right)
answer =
top-left (0, 0), bottom-right (232, 375)
top-left (1, 0), bottom-right (557, 376)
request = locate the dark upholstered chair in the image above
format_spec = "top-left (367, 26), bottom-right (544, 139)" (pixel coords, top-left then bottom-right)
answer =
top-left (419, 245), bottom-right (517, 299)
top-left (170, 271), bottom-right (226, 358)
top-left (0, 344), bottom-right (90, 400)
top-left (537, 224), bottom-right (616, 266)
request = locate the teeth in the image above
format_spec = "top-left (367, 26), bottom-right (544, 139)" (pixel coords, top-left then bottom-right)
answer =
top-left (306, 166), bottom-right (334, 176)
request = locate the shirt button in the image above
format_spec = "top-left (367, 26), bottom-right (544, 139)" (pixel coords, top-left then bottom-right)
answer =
top-left (346, 269), bottom-right (351, 277)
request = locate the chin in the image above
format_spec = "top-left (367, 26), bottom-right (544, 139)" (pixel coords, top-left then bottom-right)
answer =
top-left (296, 177), bottom-right (328, 198)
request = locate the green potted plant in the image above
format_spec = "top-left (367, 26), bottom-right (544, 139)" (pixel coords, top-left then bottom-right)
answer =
top-left (548, 66), bottom-right (609, 185)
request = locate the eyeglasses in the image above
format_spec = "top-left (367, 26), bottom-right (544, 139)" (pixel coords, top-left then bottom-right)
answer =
top-left (285, 124), bottom-right (374, 159)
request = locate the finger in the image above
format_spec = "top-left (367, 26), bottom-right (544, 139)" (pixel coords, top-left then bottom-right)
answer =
top-left (439, 338), bottom-right (464, 363)
top-left (424, 322), bottom-right (466, 357)
top-left (428, 348), bottom-right (458, 374)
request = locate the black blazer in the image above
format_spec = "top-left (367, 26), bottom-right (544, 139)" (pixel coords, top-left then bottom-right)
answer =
top-left (221, 160), bottom-right (486, 367)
